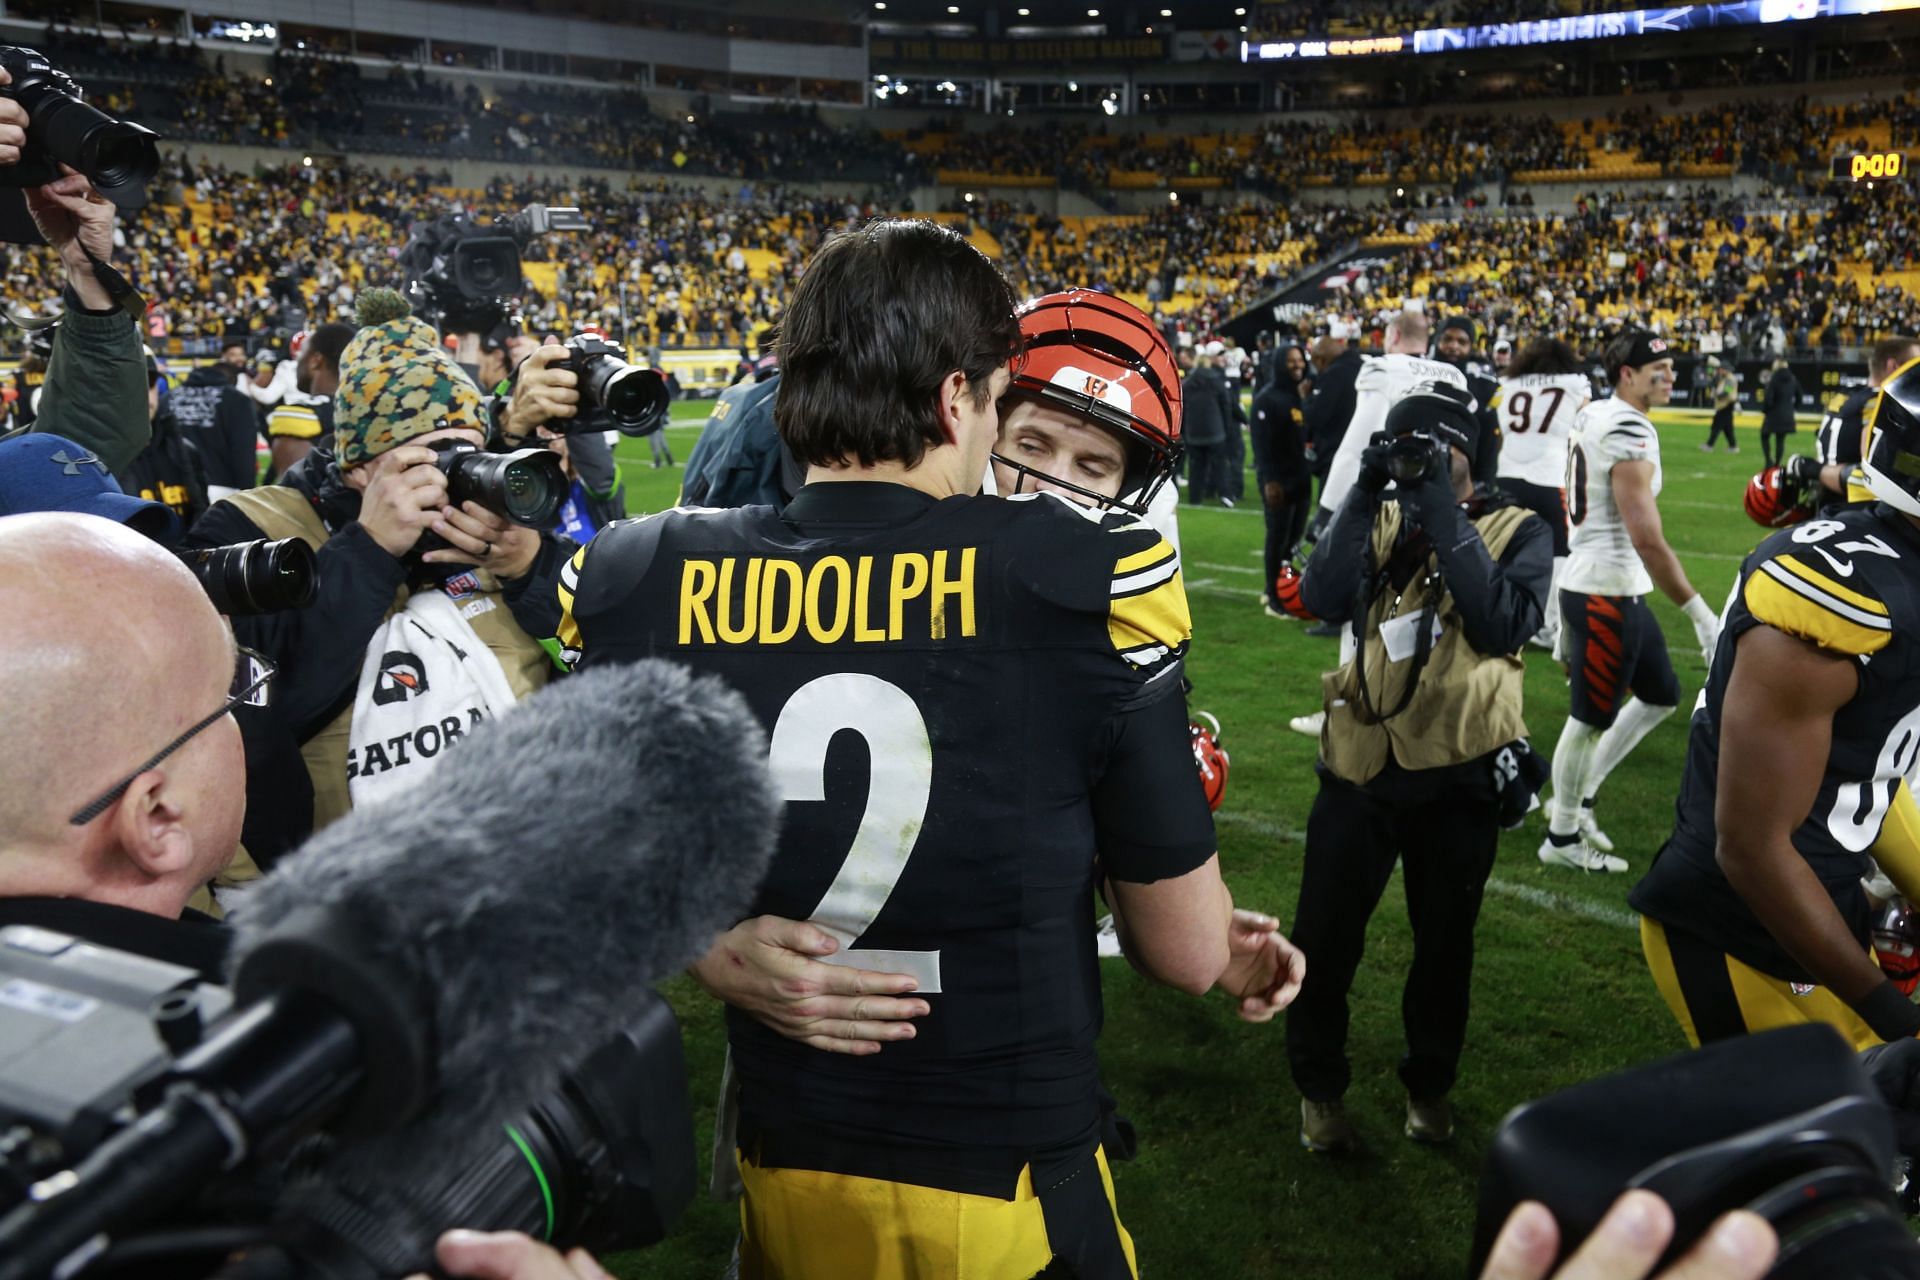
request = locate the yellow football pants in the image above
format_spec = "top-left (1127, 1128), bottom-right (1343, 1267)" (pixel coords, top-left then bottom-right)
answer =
top-left (736, 1145), bottom-right (1138, 1280)
top-left (1641, 916), bottom-right (1880, 1052)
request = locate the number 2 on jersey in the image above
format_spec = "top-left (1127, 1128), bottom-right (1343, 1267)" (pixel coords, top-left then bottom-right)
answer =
top-left (768, 673), bottom-right (943, 991)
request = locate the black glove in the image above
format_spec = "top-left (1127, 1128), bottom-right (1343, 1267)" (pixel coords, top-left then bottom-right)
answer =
top-left (1785, 453), bottom-right (1824, 490)
top-left (1396, 452), bottom-right (1459, 529)
top-left (1357, 440), bottom-right (1395, 493)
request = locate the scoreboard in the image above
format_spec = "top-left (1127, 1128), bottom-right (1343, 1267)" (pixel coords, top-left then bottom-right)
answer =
top-left (1832, 151), bottom-right (1906, 182)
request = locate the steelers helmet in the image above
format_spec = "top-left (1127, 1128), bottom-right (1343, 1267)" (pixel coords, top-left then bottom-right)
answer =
top-left (998, 289), bottom-right (1182, 516)
top-left (1860, 355), bottom-right (1920, 517)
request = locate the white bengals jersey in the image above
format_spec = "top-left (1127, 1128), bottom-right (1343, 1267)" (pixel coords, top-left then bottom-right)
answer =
top-left (1319, 353), bottom-right (1470, 512)
top-left (1494, 373), bottom-right (1592, 488)
top-left (1562, 396), bottom-right (1661, 597)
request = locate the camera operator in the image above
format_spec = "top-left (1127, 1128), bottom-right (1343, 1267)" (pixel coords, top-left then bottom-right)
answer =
top-left (492, 336), bottom-right (628, 536)
top-left (0, 511), bottom-right (249, 977)
top-left (1285, 382), bottom-right (1550, 1153)
top-left (0, 70), bottom-right (150, 474)
top-left (187, 289), bottom-right (560, 837)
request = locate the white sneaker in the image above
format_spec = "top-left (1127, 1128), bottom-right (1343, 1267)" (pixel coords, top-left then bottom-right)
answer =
top-left (1578, 809), bottom-right (1615, 853)
top-left (1289, 711), bottom-right (1326, 737)
top-left (1538, 835), bottom-right (1627, 873)
top-left (1095, 914), bottom-right (1123, 959)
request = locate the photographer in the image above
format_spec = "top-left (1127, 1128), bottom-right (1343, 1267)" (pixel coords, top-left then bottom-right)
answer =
top-left (1286, 382), bottom-right (1550, 1153)
top-left (187, 289), bottom-right (560, 838)
top-left (0, 511), bottom-right (249, 976)
top-left (0, 69), bottom-right (149, 473)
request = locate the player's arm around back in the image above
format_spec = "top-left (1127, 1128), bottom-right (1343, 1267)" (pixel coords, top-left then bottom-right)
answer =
top-left (1716, 625), bottom-right (1898, 1014)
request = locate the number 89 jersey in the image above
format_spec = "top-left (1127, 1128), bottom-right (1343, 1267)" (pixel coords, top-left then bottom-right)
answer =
top-left (1493, 372), bottom-right (1591, 489)
top-left (557, 485), bottom-right (1216, 1187)
top-left (1630, 505), bottom-right (1920, 981)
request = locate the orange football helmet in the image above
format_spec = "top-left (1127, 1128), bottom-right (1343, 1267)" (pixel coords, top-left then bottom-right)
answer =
top-left (999, 289), bottom-right (1182, 515)
top-left (1743, 465), bottom-right (1813, 529)
top-left (1190, 710), bottom-right (1229, 812)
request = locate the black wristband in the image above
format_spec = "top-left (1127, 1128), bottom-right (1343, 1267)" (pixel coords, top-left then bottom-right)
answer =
top-left (1856, 979), bottom-right (1920, 1042)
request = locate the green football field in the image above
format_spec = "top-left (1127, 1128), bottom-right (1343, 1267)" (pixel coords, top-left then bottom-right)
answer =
top-left (596, 401), bottom-right (1803, 1280)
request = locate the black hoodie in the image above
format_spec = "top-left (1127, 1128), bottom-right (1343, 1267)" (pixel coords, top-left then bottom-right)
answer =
top-left (168, 365), bottom-right (259, 493)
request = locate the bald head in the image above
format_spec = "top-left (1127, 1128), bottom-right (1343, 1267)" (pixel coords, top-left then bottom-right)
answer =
top-left (1386, 310), bottom-right (1429, 356)
top-left (1311, 336), bottom-right (1347, 369)
top-left (0, 514), bottom-right (241, 909)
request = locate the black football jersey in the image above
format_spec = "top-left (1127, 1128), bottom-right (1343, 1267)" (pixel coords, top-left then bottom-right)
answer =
top-left (558, 481), bottom-right (1215, 1187)
top-left (1631, 504), bottom-right (1920, 980)
top-left (1816, 384), bottom-right (1875, 469)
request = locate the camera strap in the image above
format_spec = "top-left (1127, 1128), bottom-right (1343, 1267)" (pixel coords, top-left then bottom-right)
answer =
top-left (81, 247), bottom-right (147, 321)
top-left (1354, 561), bottom-right (1442, 724)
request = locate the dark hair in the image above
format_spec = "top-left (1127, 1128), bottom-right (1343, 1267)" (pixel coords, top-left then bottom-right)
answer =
top-left (776, 219), bottom-right (1020, 470)
top-left (306, 322), bottom-right (355, 374)
top-left (1872, 335), bottom-right (1920, 382)
top-left (1505, 337), bottom-right (1582, 378)
top-left (1602, 333), bottom-right (1637, 387)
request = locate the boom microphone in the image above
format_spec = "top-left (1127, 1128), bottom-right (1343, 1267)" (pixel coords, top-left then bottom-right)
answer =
top-left (0, 659), bottom-right (776, 1280)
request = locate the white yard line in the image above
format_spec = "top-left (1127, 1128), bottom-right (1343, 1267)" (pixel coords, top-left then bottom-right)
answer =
top-left (1212, 812), bottom-right (1638, 930)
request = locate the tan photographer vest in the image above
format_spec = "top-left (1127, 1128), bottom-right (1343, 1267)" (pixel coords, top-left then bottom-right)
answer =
top-left (1319, 502), bottom-right (1533, 786)
top-left (219, 485), bottom-right (552, 830)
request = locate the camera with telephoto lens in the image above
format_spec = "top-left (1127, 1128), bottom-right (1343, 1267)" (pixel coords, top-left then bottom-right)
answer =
top-left (426, 439), bottom-right (568, 529)
top-left (557, 333), bottom-right (670, 438)
top-left (399, 204), bottom-right (588, 336)
top-left (0, 47), bottom-right (160, 211)
top-left (177, 538), bottom-right (319, 615)
top-left (1371, 427), bottom-right (1449, 485)
top-left (1471, 1024), bottom-right (1920, 1279)
top-left (0, 925), bottom-right (696, 1279)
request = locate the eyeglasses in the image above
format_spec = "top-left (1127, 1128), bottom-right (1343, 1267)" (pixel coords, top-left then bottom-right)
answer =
top-left (68, 646), bottom-right (276, 827)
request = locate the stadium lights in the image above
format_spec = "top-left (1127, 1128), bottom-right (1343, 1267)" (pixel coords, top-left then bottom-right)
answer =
top-left (1169, 191), bottom-right (1179, 203)
top-left (1235, 6), bottom-right (1246, 12)
top-left (1088, 7), bottom-right (1100, 14)
top-left (948, 4), bottom-right (959, 10)
top-left (1068, 80), bottom-right (1078, 91)
top-left (1161, 6), bottom-right (1172, 13)
top-left (874, 1), bottom-right (884, 7)
top-left (302, 156), bottom-right (313, 166)
top-left (1018, 6), bottom-right (1030, 13)
top-left (1101, 97), bottom-right (1118, 116)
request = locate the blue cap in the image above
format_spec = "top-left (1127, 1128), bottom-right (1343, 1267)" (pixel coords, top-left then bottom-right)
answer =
top-left (0, 433), bottom-right (179, 541)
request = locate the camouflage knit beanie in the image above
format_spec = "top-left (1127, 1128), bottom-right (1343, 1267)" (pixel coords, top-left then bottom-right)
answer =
top-left (334, 288), bottom-right (488, 467)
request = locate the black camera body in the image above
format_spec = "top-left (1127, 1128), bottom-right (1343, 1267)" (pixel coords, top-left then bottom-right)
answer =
top-left (0, 46), bottom-right (159, 211)
top-left (399, 204), bottom-right (587, 336)
top-left (0, 924), bottom-right (695, 1279)
top-left (557, 334), bottom-right (670, 439)
top-left (1473, 1024), bottom-right (1917, 1279)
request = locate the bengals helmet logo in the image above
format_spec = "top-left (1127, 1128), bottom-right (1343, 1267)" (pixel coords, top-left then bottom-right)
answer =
top-left (1083, 374), bottom-right (1111, 401)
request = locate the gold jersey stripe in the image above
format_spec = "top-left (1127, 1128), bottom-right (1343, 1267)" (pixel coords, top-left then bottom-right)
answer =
top-left (555, 544), bottom-right (589, 658)
top-left (1108, 570), bottom-right (1191, 660)
top-left (266, 406), bottom-right (323, 439)
top-left (1771, 554), bottom-right (1889, 616)
top-left (1112, 541), bottom-right (1177, 579)
top-left (1745, 568), bottom-right (1892, 657)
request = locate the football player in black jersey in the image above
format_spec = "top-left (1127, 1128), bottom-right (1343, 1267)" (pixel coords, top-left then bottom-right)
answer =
top-left (1631, 358), bottom-right (1920, 1052)
top-left (555, 221), bottom-right (1299, 1280)
top-left (1775, 337), bottom-right (1920, 512)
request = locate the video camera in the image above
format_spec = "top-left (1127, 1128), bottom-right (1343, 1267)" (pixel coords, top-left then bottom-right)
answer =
top-left (0, 924), bottom-right (695, 1280)
top-left (398, 205), bottom-right (588, 336)
top-left (1472, 1024), bottom-right (1920, 1279)
top-left (0, 46), bottom-right (159, 214)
